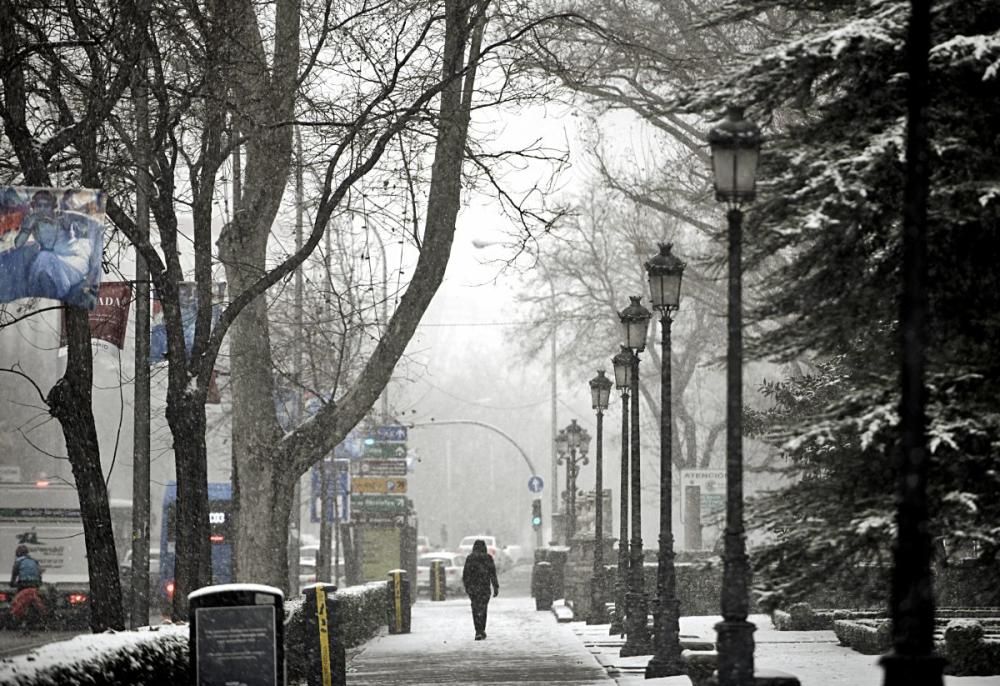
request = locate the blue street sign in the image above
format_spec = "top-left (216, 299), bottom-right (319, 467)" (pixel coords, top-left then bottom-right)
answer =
top-left (373, 424), bottom-right (408, 442)
top-left (528, 475), bottom-right (544, 493)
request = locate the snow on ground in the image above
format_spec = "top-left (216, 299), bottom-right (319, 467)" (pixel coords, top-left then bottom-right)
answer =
top-left (576, 613), bottom-right (1000, 686)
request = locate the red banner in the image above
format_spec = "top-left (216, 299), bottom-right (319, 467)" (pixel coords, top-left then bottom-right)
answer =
top-left (60, 281), bottom-right (132, 349)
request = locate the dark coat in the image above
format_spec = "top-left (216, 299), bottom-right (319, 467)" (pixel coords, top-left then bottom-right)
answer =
top-left (462, 540), bottom-right (499, 599)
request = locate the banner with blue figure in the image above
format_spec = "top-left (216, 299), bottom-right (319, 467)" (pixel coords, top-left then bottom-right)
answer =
top-left (149, 281), bottom-right (227, 363)
top-left (0, 186), bottom-right (106, 310)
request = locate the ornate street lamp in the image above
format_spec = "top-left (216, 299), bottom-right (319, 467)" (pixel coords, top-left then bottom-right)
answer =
top-left (557, 419), bottom-right (591, 543)
top-left (609, 346), bottom-right (633, 636)
top-left (644, 243), bottom-right (686, 678)
top-left (618, 296), bottom-right (652, 657)
top-left (555, 429), bottom-right (569, 544)
top-left (587, 369), bottom-right (613, 625)
top-left (708, 105), bottom-right (762, 686)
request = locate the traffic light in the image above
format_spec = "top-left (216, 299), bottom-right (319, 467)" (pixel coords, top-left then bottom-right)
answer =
top-left (531, 499), bottom-right (542, 530)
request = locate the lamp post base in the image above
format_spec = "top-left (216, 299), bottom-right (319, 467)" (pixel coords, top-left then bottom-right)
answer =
top-left (714, 619), bottom-right (756, 686)
top-left (646, 596), bottom-right (685, 678)
top-left (879, 653), bottom-right (945, 686)
top-left (645, 653), bottom-right (686, 679)
top-left (609, 579), bottom-right (625, 634)
top-left (587, 571), bottom-right (607, 625)
top-left (620, 590), bottom-right (652, 657)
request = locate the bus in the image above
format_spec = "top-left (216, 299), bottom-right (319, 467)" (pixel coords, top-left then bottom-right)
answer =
top-left (0, 480), bottom-right (131, 628)
top-left (159, 481), bottom-right (233, 609)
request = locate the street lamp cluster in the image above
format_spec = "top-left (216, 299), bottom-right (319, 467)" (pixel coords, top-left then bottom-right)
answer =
top-left (555, 419), bottom-right (591, 542)
top-left (552, 106), bottom-right (762, 683)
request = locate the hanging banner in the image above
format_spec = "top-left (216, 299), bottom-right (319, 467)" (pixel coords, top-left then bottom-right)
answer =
top-left (0, 186), bottom-right (106, 310)
top-left (59, 281), bottom-right (133, 350)
top-left (149, 282), bottom-right (226, 363)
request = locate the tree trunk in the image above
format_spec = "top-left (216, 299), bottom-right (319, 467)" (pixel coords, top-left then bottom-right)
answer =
top-left (166, 391), bottom-right (212, 619)
top-left (217, 0), bottom-right (299, 589)
top-left (47, 308), bottom-right (125, 631)
top-left (1, 14), bottom-right (127, 626)
top-left (224, 0), bottom-right (489, 588)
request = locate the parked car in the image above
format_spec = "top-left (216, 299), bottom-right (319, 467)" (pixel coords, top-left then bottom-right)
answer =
top-left (416, 552), bottom-right (466, 596)
top-left (119, 548), bottom-right (163, 612)
top-left (457, 535), bottom-right (498, 559)
top-left (298, 543), bottom-right (344, 588)
top-left (416, 535), bottom-right (432, 555)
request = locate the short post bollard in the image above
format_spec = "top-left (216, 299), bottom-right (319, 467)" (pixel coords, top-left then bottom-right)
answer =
top-left (429, 560), bottom-right (447, 601)
top-left (302, 583), bottom-right (346, 686)
top-left (532, 561), bottom-right (553, 611)
top-left (189, 583), bottom-right (285, 686)
top-left (386, 569), bottom-right (411, 634)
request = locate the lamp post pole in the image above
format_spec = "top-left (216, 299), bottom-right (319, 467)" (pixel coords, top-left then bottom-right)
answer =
top-left (588, 370), bottom-right (613, 625)
top-left (717, 206), bottom-right (755, 685)
top-left (619, 296), bottom-right (652, 657)
top-left (609, 347), bottom-right (633, 636)
top-left (566, 447), bottom-right (576, 541)
top-left (882, 3), bottom-right (944, 683)
top-left (708, 106), bottom-right (763, 686)
top-left (645, 243), bottom-right (686, 678)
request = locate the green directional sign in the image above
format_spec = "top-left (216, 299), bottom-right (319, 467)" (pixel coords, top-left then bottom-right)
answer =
top-left (353, 494), bottom-right (408, 515)
top-left (362, 442), bottom-right (407, 459)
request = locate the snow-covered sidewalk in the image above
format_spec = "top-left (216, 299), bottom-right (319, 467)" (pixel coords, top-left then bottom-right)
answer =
top-left (570, 610), bottom-right (1000, 686)
top-left (346, 596), bottom-right (611, 685)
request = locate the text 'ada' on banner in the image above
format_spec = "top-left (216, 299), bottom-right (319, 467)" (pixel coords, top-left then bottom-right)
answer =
top-left (60, 281), bottom-right (133, 349)
top-left (0, 186), bottom-right (106, 310)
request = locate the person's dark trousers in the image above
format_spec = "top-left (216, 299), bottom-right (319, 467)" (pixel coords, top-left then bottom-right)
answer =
top-left (470, 596), bottom-right (490, 636)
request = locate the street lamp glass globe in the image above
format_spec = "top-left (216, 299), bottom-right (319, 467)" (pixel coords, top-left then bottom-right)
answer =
top-left (565, 419), bottom-right (585, 449)
top-left (645, 243), bottom-right (685, 311)
top-left (708, 106), bottom-right (762, 204)
top-left (555, 429), bottom-right (569, 456)
top-left (611, 347), bottom-right (633, 390)
top-left (589, 369), bottom-right (613, 410)
top-left (618, 296), bottom-right (651, 352)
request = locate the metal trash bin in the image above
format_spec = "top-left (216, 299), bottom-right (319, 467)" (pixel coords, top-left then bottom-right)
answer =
top-left (189, 583), bottom-right (285, 686)
top-left (532, 561), bottom-right (553, 611)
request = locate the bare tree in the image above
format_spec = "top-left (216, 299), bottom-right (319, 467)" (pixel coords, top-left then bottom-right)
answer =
top-left (0, 0), bottom-right (152, 631)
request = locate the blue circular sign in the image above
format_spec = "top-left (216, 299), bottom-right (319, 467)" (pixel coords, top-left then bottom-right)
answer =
top-left (528, 475), bottom-right (544, 493)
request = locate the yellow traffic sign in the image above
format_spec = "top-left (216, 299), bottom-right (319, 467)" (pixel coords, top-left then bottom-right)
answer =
top-left (352, 477), bottom-right (408, 494)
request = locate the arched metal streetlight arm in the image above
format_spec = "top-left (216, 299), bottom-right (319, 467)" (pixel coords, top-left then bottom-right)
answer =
top-left (408, 419), bottom-right (538, 475)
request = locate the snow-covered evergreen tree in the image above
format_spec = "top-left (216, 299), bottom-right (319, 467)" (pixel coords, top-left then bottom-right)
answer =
top-left (686, 0), bottom-right (1000, 606)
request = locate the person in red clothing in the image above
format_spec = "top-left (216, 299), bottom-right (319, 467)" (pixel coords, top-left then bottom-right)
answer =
top-left (9, 545), bottom-right (45, 630)
top-left (461, 539), bottom-right (499, 640)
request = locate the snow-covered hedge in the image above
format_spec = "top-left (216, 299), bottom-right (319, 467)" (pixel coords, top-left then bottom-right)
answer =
top-left (943, 619), bottom-right (1000, 676)
top-left (772, 604), bottom-right (885, 631)
top-left (834, 616), bottom-right (1000, 675)
top-left (285, 581), bottom-right (389, 683)
top-left (832, 618), bottom-right (893, 655)
top-left (0, 625), bottom-right (190, 686)
top-left (0, 582), bottom-right (390, 686)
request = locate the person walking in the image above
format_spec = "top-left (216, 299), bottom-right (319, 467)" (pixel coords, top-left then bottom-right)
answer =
top-left (462, 539), bottom-right (499, 640)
